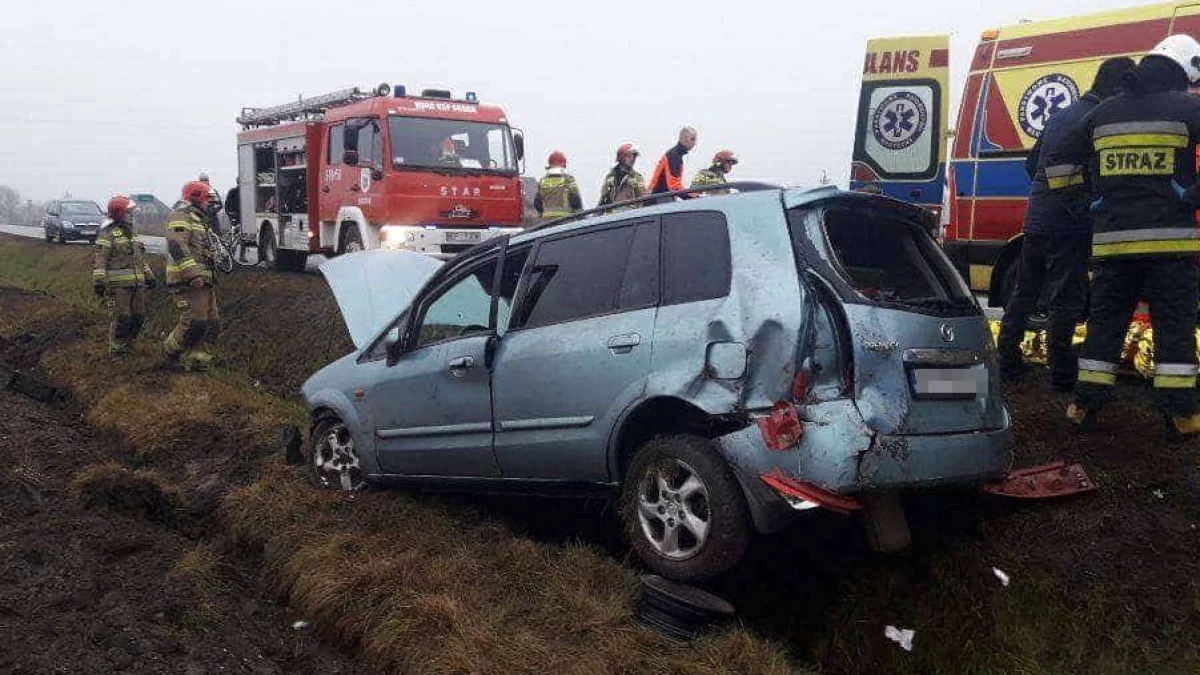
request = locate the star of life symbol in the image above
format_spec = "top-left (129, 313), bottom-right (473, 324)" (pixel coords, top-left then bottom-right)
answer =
top-left (871, 91), bottom-right (927, 151)
top-left (1019, 74), bottom-right (1080, 138)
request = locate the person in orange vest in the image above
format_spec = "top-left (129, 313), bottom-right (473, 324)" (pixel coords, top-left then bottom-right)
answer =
top-left (648, 126), bottom-right (697, 195)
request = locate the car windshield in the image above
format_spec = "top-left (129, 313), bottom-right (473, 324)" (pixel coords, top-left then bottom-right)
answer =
top-left (815, 206), bottom-right (972, 311)
top-left (61, 202), bottom-right (102, 217)
top-left (388, 116), bottom-right (516, 174)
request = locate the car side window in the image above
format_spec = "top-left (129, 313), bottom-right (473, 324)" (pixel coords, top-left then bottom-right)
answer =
top-left (413, 257), bottom-right (497, 349)
top-left (496, 246), bottom-right (531, 331)
top-left (661, 211), bottom-right (731, 306)
top-left (513, 220), bottom-right (656, 330)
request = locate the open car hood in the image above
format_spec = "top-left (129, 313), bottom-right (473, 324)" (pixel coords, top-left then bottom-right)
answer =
top-left (319, 250), bottom-right (443, 350)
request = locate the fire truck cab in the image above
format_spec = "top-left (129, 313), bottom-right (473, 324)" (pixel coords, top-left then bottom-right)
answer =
top-left (852, 3), bottom-right (1200, 307)
top-left (236, 84), bottom-right (525, 271)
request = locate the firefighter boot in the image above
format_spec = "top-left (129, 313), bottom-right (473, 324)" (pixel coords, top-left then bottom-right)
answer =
top-left (181, 350), bottom-right (213, 373)
top-left (1164, 412), bottom-right (1200, 442)
top-left (1066, 403), bottom-right (1097, 432)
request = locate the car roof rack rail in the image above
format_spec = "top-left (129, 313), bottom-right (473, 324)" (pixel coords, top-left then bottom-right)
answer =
top-left (528, 181), bottom-right (787, 232)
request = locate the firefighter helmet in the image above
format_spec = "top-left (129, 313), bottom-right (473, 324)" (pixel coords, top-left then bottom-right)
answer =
top-left (547, 150), bottom-right (567, 168)
top-left (713, 150), bottom-right (738, 166)
top-left (107, 195), bottom-right (134, 222)
top-left (182, 180), bottom-right (211, 208)
top-left (616, 142), bottom-right (639, 161)
top-left (1150, 34), bottom-right (1200, 84)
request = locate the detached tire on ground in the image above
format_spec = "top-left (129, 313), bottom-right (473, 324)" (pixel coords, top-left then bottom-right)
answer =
top-left (621, 434), bottom-right (750, 581)
top-left (305, 417), bottom-right (366, 492)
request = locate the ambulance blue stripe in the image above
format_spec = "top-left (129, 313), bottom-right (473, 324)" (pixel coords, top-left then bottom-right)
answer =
top-left (971, 159), bottom-right (1031, 198)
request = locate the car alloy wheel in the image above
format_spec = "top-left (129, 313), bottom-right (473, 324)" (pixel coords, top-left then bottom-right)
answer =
top-left (635, 458), bottom-right (712, 561)
top-left (312, 422), bottom-right (365, 491)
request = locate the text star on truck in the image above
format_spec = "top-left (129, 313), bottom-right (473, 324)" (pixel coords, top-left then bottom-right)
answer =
top-left (851, 3), bottom-right (1200, 310)
top-left (235, 83), bottom-right (527, 271)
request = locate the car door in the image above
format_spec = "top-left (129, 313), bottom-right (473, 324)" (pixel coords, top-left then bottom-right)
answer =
top-left (368, 253), bottom-right (500, 477)
top-left (491, 217), bottom-right (659, 482)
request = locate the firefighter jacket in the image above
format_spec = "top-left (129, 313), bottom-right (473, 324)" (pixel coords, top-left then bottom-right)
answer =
top-left (691, 167), bottom-right (729, 194)
top-left (534, 168), bottom-right (584, 218)
top-left (599, 165), bottom-right (647, 206)
top-left (1067, 60), bottom-right (1200, 259)
top-left (164, 205), bottom-right (215, 286)
top-left (648, 143), bottom-right (689, 194)
top-left (93, 221), bottom-right (154, 288)
top-left (1022, 92), bottom-right (1101, 236)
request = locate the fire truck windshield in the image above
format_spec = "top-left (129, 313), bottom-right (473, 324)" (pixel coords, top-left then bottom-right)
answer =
top-left (388, 116), bottom-right (517, 174)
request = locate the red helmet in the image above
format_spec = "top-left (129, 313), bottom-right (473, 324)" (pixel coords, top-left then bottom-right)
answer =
top-left (107, 195), bottom-right (134, 221)
top-left (182, 180), bottom-right (211, 208)
top-left (713, 150), bottom-right (738, 166)
top-left (547, 150), bottom-right (567, 168)
top-left (616, 142), bottom-right (639, 161)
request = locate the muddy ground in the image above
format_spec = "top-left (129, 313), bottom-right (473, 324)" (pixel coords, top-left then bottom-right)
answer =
top-left (0, 342), bottom-right (360, 673)
top-left (2, 232), bottom-right (1199, 674)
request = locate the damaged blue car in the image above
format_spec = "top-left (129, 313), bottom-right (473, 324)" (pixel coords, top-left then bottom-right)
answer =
top-left (303, 183), bottom-right (1011, 580)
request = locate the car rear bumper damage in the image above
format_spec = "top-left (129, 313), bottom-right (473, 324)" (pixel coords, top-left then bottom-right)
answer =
top-left (713, 400), bottom-right (1011, 533)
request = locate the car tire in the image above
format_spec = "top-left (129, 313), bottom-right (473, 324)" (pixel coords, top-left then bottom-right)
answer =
top-left (620, 434), bottom-right (750, 581)
top-left (43, 227), bottom-right (52, 243)
top-left (57, 230), bottom-right (67, 244)
top-left (339, 225), bottom-right (363, 254)
top-left (305, 417), bottom-right (367, 492)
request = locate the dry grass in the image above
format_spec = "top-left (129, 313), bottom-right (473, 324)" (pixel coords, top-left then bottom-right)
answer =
top-left (227, 468), bottom-right (799, 675)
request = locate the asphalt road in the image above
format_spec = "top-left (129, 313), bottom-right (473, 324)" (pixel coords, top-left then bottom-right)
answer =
top-left (0, 222), bottom-right (167, 254)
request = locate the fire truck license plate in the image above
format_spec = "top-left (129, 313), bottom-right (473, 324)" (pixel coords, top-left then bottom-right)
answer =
top-left (446, 231), bottom-right (482, 243)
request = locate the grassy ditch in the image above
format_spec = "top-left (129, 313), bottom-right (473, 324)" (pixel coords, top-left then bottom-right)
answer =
top-left (5, 233), bottom-right (1200, 674)
top-left (0, 235), bottom-right (800, 675)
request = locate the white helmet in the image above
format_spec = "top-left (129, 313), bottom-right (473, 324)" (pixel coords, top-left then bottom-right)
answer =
top-left (1150, 34), bottom-right (1200, 84)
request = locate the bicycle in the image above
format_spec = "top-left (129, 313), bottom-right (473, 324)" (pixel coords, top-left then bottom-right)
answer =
top-left (206, 204), bottom-right (257, 274)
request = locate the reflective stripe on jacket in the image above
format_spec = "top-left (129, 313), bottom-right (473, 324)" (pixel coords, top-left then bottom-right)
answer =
top-left (164, 206), bottom-right (214, 286)
top-left (535, 169), bottom-right (583, 218)
top-left (93, 222), bottom-right (153, 288)
top-left (1023, 93), bottom-right (1100, 236)
top-left (599, 166), bottom-right (647, 206)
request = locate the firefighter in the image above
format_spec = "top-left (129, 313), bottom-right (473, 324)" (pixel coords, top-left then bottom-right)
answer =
top-left (1065, 35), bottom-right (1200, 437)
top-left (648, 126), bottom-right (697, 195)
top-left (533, 150), bottom-right (583, 219)
top-left (92, 196), bottom-right (156, 358)
top-left (997, 57), bottom-right (1136, 391)
top-left (691, 150), bottom-right (739, 194)
top-left (163, 180), bottom-right (219, 372)
top-left (598, 142), bottom-right (647, 207)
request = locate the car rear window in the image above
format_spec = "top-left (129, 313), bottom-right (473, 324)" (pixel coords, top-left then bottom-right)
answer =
top-left (661, 211), bottom-right (731, 305)
top-left (819, 206), bottom-right (972, 311)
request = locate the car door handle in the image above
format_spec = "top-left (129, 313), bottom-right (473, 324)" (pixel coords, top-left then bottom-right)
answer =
top-left (447, 355), bottom-right (475, 377)
top-left (607, 333), bottom-right (641, 354)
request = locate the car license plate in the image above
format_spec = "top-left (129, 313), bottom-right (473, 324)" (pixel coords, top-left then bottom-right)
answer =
top-left (446, 231), bottom-right (482, 243)
top-left (910, 367), bottom-right (987, 399)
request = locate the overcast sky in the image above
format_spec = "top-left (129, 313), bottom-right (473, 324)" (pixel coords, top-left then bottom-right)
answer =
top-left (0, 0), bottom-right (1140, 206)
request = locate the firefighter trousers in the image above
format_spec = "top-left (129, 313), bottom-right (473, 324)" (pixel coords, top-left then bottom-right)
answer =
top-left (164, 285), bottom-right (220, 359)
top-left (105, 286), bottom-right (148, 354)
top-left (1076, 256), bottom-right (1200, 417)
top-left (998, 232), bottom-right (1090, 388)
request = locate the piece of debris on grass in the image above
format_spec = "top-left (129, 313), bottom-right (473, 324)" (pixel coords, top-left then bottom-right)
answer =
top-left (884, 625), bottom-right (915, 652)
top-left (992, 567), bottom-right (1011, 587)
top-left (291, 620), bottom-right (311, 632)
top-left (1153, 489), bottom-right (1166, 500)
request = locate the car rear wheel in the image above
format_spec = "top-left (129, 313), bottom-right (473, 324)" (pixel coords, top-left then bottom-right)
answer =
top-left (306, 417), bottom-right (366, 492)
top-left (258, 226), bottom-right (277, 266)
top-left (621, 435), bottom-right (750, 581)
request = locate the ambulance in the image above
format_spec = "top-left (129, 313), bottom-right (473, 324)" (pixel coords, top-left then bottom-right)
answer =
top-left (850, 3), bottom-right (1200, 308)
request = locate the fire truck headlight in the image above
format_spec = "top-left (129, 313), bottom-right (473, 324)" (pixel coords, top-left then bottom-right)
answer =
top-left (382, 226), bottom-right (418, 248)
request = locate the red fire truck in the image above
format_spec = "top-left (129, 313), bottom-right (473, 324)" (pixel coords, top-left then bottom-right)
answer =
top-left (234, 83), bottom-right (526, 271)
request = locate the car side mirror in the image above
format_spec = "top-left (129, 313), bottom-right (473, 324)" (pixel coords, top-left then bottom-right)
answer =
top-left (513, 131), bottom-right (525, 162)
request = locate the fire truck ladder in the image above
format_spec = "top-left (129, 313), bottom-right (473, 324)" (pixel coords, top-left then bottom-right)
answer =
top-left (237, 87), bottom-right (375, 128)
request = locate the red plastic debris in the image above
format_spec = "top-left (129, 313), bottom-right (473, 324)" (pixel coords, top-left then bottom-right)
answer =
top-left (759, 469), bottom-right (863, 515)
top-left (982, 460), bottom-right (1096, 499)
top-left (757, 402), bottom-right (803, 451)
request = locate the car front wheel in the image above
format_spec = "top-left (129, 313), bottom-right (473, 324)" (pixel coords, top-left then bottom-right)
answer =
top-left (306, 417), bottom-right (366, 492)
top-left (621, 435), bottom-right (750, 581)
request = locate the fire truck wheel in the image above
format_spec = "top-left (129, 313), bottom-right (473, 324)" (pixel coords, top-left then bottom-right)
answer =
top-left (258, 226), bottom-right (276, 265)
top-left (339, 226), bottom-right (363, 254)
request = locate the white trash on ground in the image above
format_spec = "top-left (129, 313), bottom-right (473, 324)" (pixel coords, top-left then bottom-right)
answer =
top-left (884, 625), bottom-right (915, 652)
top-left (993, 567), bottom-right (1011, 587)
